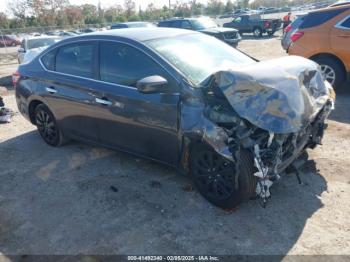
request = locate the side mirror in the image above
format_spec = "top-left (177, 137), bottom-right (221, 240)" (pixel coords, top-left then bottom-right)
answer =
top-left (136, 75), bottom-right (168, 94)
top-left (18, 48), bottom-right (25, 53)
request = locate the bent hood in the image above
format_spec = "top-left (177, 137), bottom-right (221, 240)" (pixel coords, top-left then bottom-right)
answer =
top-left (200, 27), bottom-right (238, 34)
top-left (211, 56), bottom-right (334, 134)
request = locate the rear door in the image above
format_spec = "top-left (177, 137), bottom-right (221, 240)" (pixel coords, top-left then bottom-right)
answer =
top-left (40, 41), bottom-right (101, 142)
top-left (94, 41), bottom-right (180, 165)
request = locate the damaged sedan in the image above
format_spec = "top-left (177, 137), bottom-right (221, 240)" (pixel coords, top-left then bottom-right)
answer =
top-left (14, 28), bottom-right (335, 208)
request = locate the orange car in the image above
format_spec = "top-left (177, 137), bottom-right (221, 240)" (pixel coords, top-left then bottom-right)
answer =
top-left (288, 4), bottom-right (350, 88)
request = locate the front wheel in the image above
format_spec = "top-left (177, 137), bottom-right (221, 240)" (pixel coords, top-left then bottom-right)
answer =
top-left (34, 104), bottom-right (66, 147)
top-left (190, 144), bottom-right (257, 209)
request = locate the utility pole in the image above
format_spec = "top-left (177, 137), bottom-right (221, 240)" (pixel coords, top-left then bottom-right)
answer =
top-left (168, 0), bottom-right (172, 17)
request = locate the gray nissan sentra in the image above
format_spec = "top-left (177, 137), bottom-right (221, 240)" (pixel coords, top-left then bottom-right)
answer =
top-left (14, 28), bottom-right (335, 208)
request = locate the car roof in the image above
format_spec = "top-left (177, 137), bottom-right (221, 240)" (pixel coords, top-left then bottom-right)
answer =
top-left (312, 2), bottom-right (350, 12)
top-left (25, 35), bottom-right (60, 41)
top-left (330, 1), bottom-right (350, 7)
top-left (161, 17), bottom-right (211, 21)
top-left (85, 27), bottom-right (196, 42)
top-left (119, 22), bottom-right (151, 25)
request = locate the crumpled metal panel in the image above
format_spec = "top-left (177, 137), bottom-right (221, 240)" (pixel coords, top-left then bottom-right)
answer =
top-left (180, 100), bottom-right (234, 161)
top-left (214, 56), bottom-right (332, 134)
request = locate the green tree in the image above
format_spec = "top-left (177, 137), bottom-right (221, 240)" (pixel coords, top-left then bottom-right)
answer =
top-left (225, 0), bottom-right (234, 13)
top-left (206, 0), bottom-right (224, 15)
top-left (0, 12), bottom-right (10, 29)
top-left (124, 0), bottom-right (136, 18)
top-left (65, 5), bottom-right (84, 25)
top-left (81, 4), bottom-right (99, 24)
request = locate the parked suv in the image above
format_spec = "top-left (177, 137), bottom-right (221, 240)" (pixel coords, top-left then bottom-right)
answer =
top-left (223, 14), bottom-right (282, 37)
top-left (158, 17), bottom-right (241, 47)
top-left (288, 4), bottom-right (350, 88)
top-left (14, 28), bottom-right (334, 209)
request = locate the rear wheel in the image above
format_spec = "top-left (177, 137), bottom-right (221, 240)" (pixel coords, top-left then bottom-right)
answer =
top-left (34, 104), bottom-right (66, 147)
top-left (253, 27), bottom-right (263, 38)
top-left (190, 144), bottom-right (257, 209)
top-left (313, 56), bottom-right (345, 88)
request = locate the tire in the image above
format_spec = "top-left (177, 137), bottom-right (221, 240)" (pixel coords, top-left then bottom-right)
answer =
top-left (267, 31), bottom-right (275, 37)
top-left (253, 27), bottom-right (263, 38)
top-left (313, 56), bottom-right (345, 89)
top-left (34, 104), bottom-right (66, 147)
top-left (190, 144), bottom-right (257, 209)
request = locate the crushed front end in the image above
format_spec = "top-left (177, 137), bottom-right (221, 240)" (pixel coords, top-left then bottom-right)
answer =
top-left (181, 56), bottom-right (335, 207)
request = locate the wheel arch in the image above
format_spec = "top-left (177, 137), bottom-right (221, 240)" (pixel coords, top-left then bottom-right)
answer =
top-left (28, 99), bottom-right (45, 124)
top-left (309, 53), bottom-right (347, 79)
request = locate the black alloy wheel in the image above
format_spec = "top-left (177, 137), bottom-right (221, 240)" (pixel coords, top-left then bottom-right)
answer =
top-left (192, 149), bottom-right (236, 201)
top-left (191, 144), bottom-right (257, 209)
top-left (34, 104), bottom-right (64, 146)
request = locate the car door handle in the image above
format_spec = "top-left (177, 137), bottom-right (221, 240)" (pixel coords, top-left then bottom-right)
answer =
top-left (45, 87), bottom-right (57, 94)
top-left (95, 97), bottom-right (112, 106)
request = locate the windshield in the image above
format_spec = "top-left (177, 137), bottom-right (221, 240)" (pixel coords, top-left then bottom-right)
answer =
top-left (191, 18), bottom-right (218, 30)
top-left (27, 38), bottom-right (59, 50)
top-left (145, 33), bottom-right (255, 85)
top-left (129, 22), bottom-right (155, 28)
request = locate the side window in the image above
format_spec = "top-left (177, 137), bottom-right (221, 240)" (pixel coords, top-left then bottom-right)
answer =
top-left (181, 20), bottom-right (192, 29)
top-left (41, 50), bottom-right (56, 71)
top-left (340, 17), bottom-right (350, 28)
top-left (300, 8), bottom-right (348, 29)
top-left (20, 40), bottom-right (25, 49)
top-left (158, 21), bottom-right (170, 27)
top-left (242, 16), bottom-right (249, 22)
top-left (234, 17), bottom-right (242, 23)
top-left (99, 41), bottom-right (171, 88)
top-left (55, 43), bottom-right (95, 78)
top-left (171, 21), bottom-right (182, 28)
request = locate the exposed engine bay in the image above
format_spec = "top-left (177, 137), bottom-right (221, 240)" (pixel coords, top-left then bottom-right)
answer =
top-left (180, 56), bottom-right (335, 207)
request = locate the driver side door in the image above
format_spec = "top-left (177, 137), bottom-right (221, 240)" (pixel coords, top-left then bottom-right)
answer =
top-left (94, 41), bottom-right (180, 165)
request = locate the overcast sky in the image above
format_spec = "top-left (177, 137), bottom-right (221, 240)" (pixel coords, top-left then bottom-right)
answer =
top-left (0, 0), bottom-right (214, 14)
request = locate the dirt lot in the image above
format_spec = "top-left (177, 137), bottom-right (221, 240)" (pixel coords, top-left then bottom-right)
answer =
top-left (0, 33), bottom-right (350, 256)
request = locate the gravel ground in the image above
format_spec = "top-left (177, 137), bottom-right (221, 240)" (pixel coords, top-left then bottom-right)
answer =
top-left (0, 34), bottom-right (350, 256)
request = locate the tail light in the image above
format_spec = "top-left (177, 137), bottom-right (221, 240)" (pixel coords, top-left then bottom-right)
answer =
top-left (12, 71), bottom-right (20, 87)
top-left (291, 31), bottom-right (304, 42)
top-left (284, 24), bottom-right (292, 33)
top-left (264, 21), bottom-right (270, 28)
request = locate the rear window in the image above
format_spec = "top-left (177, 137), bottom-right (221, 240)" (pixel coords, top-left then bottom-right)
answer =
top-left (27, 38), bottom-right (58, 49)
top-left (291, 16), bottom-right (306, 28)
top-left (55, 43), bottom-right (95, 78)
top-left (41, 50), bottom-right (56, 71)
top-left (158, 21), bottom-right (171, 27)
top-left (300, 8), bottom-right (348, 29)
top-left (111, 24), bottom-right (127, 29)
